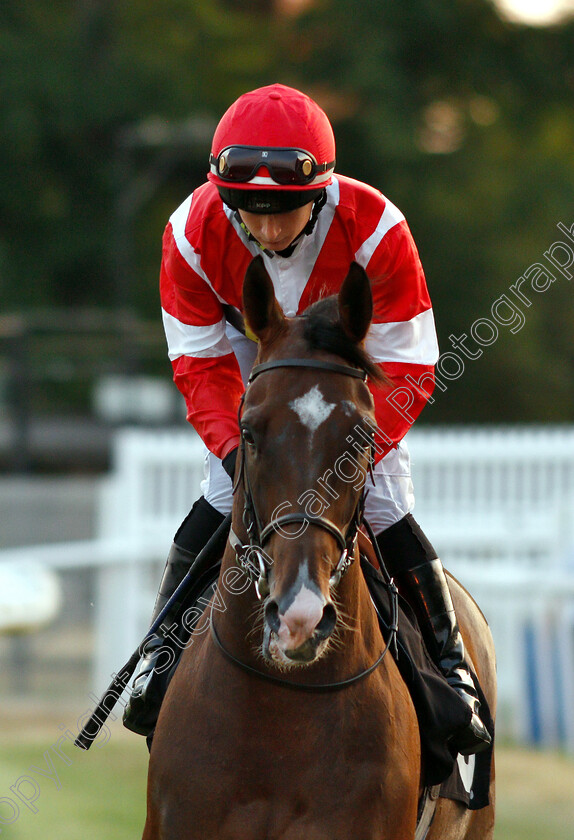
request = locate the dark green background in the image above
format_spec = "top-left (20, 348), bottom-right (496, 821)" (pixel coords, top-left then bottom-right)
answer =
top-left (1, 0), bottom-right (573, 450)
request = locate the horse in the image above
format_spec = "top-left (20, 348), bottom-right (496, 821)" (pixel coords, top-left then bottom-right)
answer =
top-left (142, 256), bottom-right (496, 840)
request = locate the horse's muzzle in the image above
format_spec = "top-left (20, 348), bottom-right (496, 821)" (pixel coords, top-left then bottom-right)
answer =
top-left (263, 598), bottom-right (337, 666)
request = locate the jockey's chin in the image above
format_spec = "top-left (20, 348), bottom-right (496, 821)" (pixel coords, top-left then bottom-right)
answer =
top-left (238, 203), bottom-right (313, 252)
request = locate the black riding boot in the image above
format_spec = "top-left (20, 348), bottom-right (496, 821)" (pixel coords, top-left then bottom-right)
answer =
top-left (377, 514), bottom-right (492, 756)
top-left (123, 496), bottom-right (225, 737)
top-left (122, 543), bottom-right (196, 736)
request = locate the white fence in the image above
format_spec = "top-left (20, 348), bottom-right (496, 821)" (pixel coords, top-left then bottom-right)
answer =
top-left (0, 430), bottom-right (207, 693)
top-left (2, 425), bottom-right (574, 750)
top-left (407, 426), bottom-right (574, 748)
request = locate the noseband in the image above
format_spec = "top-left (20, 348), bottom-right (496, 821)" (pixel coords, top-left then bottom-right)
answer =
top-left (230, 358), bottom-right (373, 600)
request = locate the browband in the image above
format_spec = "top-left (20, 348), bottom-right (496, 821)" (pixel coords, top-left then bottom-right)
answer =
top-left (249, 358), bottom-right (368, 383)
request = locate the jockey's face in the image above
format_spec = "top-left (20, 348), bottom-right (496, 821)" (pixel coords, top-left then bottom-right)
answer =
top-left (238, 202), bottom-right (314, 253)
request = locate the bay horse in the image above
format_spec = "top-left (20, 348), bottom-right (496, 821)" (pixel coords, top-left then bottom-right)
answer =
top-left (143, 257), bottom-right (496, 840)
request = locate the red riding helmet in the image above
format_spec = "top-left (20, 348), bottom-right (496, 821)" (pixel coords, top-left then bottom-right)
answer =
top-left (209, 84), bottom-right (336, 214)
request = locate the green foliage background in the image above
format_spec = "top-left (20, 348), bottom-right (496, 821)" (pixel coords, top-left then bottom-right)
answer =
top-left (1, 0), bottom-right (573, 432)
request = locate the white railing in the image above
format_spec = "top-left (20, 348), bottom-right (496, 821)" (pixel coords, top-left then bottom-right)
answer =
top-left (0, 429), bottom-right (206, 692)
top-left (407, 426), bottom-right (574, 748)
top-left (2, 425), bottom-right (574, 749)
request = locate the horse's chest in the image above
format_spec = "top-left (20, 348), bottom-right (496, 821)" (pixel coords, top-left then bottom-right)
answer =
top-left (161, 699), bottom-right (415, 839)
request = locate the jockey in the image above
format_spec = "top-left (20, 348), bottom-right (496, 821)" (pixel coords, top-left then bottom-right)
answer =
top-left (123, 83), bottom-right (491, 755)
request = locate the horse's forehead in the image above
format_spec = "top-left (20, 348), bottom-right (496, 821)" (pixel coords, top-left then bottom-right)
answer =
top-left (252, 325), bottom-right (369, 430)
top-left (288, 384), bottom-right (336, 433)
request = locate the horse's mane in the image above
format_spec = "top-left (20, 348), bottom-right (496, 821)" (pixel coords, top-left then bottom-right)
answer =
top-left (302, 296), bottom-right (386, 384)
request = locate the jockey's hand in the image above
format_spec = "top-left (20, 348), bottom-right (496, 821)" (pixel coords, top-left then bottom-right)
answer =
top-left (222, 447), bottom-right (239, 481)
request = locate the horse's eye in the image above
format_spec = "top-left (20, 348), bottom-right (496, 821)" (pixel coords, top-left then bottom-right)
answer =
top-left (242, 426), bottom-right (255, 446)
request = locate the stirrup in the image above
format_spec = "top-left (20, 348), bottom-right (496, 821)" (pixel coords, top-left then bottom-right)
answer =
top-left (451, 707), bottom-right (492, 756)
top-left (129, 641), bottom-right (160, 700)
top-left (123, 638), bottom-right (166, 736)
top-left (123, 543), bottom-right (197, 736)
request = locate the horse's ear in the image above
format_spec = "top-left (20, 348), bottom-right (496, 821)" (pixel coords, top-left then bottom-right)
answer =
top-left (338, 261), bottom-right (373, 344)
top-left (243, 255), bottom-right (286, 343)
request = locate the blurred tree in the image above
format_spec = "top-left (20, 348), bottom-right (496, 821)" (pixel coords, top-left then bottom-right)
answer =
top-left (279, 0), bottom-right (574, 423)
top-left (0, 0), bottom-right (573, 427)
top-left (0, 0), bottom-right (280, 314)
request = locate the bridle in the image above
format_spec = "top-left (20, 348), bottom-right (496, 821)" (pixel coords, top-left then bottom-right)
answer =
top-left (215, 357), bottom-right (399, 689)
top-left (230, 358), bottom-right (372, 600)
top-left (211, 356), bottom-right (399, 693)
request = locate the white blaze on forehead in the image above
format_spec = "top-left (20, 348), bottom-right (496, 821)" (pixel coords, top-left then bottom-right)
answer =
top-left (289, 385), bottom-right (336, 433)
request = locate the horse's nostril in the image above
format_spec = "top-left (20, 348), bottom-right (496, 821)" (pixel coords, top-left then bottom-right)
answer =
top-left (315, 602), bottom-right (337, 640)
top-left (264, 599), bottom-right (281, 633)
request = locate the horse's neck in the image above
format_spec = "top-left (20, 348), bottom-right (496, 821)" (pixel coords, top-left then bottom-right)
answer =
top-left (336, 559), bottom-right (383, 655)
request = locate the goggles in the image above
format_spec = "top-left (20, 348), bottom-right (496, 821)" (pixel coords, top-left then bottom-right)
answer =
top-left (210, 145), bottom-right (335, 187)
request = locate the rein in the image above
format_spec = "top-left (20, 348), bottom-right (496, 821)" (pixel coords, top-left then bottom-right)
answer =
top-left (211, 355), bottom-right (398, 692)
top-left (210, 613), bottom-right (394, 692)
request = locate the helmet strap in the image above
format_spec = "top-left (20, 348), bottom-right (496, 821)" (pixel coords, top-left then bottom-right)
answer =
top-left (275, 189), bottom-right (327, 257)
top-left (302, 188), bottom-right (327, 237)
top-left (237, 217), bottom-right (275, 257)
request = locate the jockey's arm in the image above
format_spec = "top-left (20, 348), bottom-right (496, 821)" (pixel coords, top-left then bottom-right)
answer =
top-left (160, 222), bottom-right (243, 461)
top-left (364, 215), bottom-right (439, 459)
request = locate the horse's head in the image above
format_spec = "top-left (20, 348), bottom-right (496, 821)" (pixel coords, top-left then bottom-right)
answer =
top-left (237, 256), bottom-right (384, 669)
